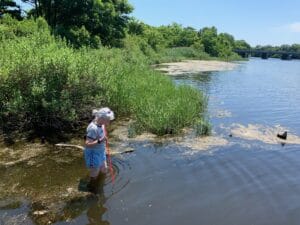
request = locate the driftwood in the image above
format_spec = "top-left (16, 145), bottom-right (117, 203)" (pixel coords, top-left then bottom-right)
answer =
top-left (55, 143), bottom-right (84, 150)
top-left (54, 143), bottom-right (134, 155)
top-left (0, 157), bottom-right (35, 167)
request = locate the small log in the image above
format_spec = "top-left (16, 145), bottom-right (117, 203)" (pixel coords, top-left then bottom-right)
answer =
top-left (54, 143), bottom-right (134, 155)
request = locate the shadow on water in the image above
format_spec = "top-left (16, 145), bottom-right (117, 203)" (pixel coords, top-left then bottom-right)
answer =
top-left (61, 175), bottom-right (110, 225)
top-left (54, 155), bottom-right (132, 225)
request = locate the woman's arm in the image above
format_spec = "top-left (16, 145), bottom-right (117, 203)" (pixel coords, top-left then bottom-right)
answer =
top-left (85, 136), bottom-right (106, 147)
top-left (85, 138), bottom-right (98, 147)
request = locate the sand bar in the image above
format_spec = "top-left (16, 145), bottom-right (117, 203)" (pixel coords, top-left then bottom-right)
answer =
top-left (157, 60), bottom-right (238, 75)
top-left (229, 124), bottom-right (300, 145)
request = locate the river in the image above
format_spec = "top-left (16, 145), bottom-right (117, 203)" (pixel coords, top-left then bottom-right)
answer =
top-left (1, 58), bottom-right (300, 225)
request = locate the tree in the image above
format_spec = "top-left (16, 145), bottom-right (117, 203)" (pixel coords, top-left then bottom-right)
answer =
top-left (234, 40), bottom-right (251, 50)
top-left (127, 18), bottom-right (145, 36)
top-left (142, 25), bottom-right (165, 51)
top-left (177, 26), bottom-right (199, 47)
top-left (198, 26), bottom-right (219, 56)
top-left (290, 44), bottom-right (300, 53)
top-left (21, 0), bottom-right (40, 18)
top-left (21, 0), bottom-right (133, 47)
top-left (0, 0), bottom-right (21, 19)
top-left (158, 23), bottom-right (188, 48)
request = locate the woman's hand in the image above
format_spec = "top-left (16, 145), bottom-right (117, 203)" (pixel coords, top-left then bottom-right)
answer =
top-left (98, 136), bottom-right (107, 143)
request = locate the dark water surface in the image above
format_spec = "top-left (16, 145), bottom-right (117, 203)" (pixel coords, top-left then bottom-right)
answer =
top-left (2, 58), bottom-right (300, 225)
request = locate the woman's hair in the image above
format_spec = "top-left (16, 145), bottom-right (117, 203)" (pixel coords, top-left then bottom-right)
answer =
top-left (92, 107), bottom-right (115, 120)
top-left (92, 109), bottom-right (99, 117)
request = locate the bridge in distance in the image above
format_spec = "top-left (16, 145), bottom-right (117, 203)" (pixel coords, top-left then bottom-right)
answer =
top-left (234, 49), bottom-right (300, 60)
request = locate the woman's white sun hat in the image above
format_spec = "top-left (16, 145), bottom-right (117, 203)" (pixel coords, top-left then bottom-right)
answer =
top-left (93, 107), bottom-right (115, 120)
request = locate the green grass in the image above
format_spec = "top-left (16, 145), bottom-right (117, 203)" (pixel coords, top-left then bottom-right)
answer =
top-left (0, 17), bottom-right (210, 137)
top-left (150, 47), bottom-right (211, 64)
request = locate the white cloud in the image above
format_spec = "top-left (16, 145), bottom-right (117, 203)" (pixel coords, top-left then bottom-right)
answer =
top-left (287, 22), bottom-right (300, 32)
top-left (273, 22), bottom-right (300, 33)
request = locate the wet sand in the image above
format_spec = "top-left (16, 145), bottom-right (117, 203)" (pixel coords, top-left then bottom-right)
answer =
top-left (228, 124), bottom-right (300, 145)
top-left (177, 135), bottom-right (229, 152)
top-left (111, 121), bottom-right (228, 152)
top-left (157, 60), bottom-right (238, 75)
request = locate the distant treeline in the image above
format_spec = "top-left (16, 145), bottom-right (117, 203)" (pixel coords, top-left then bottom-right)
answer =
top-left (0, 16), bottom-right (211, 139)
top-left (1, 0), bottom-right (250, 60)
top-left (251, 44), bottom-right (300, 59)
top-left (0, 0), bottom-right (251, 139)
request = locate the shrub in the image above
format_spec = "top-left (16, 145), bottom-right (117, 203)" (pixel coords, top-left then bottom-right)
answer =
top-left (0, 18), bottom-right (210, 137)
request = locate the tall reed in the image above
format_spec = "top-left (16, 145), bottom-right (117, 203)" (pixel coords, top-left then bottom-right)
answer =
top-left (0, 18), bottom-right (210, 136)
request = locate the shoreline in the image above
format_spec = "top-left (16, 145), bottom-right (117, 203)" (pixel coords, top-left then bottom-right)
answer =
top-left (156, 60), bottom-right (239, 75)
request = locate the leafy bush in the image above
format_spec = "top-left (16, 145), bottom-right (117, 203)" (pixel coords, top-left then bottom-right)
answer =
top-left (152, 47), bottom-right (211, 64)
top-left (0, 18), bottom-right (210, 137)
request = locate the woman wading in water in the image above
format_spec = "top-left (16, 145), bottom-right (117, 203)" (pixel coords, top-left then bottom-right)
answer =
top-left (84, 107), bottom-right (115, 193)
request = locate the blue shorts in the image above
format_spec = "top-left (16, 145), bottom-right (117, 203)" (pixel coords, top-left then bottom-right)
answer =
top-left (84, 148), bottom-right (106, 169)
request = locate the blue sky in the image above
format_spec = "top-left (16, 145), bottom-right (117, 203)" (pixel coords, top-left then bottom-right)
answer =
top-left (16, 0), bottom-right (300, 46)
top-left (129, 0), bottom-right (300, 46)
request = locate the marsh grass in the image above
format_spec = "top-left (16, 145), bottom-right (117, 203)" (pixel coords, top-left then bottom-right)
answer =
top-left (0, 17), bottom-right (210, 137)
top-left (151, 47), bottom-right (211, 64)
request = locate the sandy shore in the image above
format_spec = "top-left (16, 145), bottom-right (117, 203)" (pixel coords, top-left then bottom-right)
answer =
top-left (157, 60), bottom-right (238, 75)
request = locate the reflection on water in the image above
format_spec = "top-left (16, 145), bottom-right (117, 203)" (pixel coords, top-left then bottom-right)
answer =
top-left (2, 58), bottom-right (300, 225)
top-left (86, 200), bottom-right (109, 225)
top-left (63, 175), bottom-right (109, 225)
top-left (101, 143), bottom-right (300, 225)
top-left (100, 58), bottom-right (300, 225)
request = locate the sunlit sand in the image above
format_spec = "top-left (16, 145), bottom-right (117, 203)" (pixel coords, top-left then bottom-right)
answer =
top-left (157, 60), bottom-right (238, 75)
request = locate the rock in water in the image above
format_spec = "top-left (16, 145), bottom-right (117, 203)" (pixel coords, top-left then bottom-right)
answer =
top-left (277, 131), bottom-right (287, 140)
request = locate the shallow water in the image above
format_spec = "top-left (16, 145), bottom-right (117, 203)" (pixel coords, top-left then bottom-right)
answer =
top-left (2, 58), bottom-right (300, 225)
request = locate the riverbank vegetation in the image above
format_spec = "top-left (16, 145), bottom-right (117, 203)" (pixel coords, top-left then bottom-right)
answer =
top-left (0, 16), bottom-right (208, 139)
top-left (0, 0), bottom-right (250, 140)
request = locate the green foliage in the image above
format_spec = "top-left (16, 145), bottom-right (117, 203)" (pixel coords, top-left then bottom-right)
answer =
top-left (143, 27), bottom-right (166, 51)
top-left (157, 23), bottom-right (199, 48)
top-left (0, 18), bottom-right (209, 136)
top-left (126, 22), bottom-right (247, 61)
top-left (0, 0), bottom-right (22, 19)
top-left (197, 27), bottom-right (245, 59)
top-left (55, 25), bottom-right (101, 49)
top-left (122, 35), bottom-right (156, 60)
top-left (15, 0), bottom-right (248, 57)
top-left (152, 47), bottom-right (210, 64)
top-left (127, 18), bottom-right (145, 36)
top-left (125, 22), bottom-right (244, 60)
top-left (198, 26), bottom-right (219, 57)
top-left (252, 44), bottom-right (300, 59)
top-left (0, 15), bottom-right (49, 40)
top-left (234, 40), bottom-right (251, 50)
top-left (194, 118), bottom-right (211, 136)
top-left (177, 26), bottom-right (199, 47)
top-left (21, 0), bottom-right (133, 48)
top-left (99, 56), bottom-right (208, 135)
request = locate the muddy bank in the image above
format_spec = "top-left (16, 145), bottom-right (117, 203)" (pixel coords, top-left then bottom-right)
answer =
top-left (156, 60), bottom-right (239, 75)
top-left (111, 121), bottom-right (228, 152)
